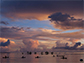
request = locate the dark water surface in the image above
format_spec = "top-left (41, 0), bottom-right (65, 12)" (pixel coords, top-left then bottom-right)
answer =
top-left (0, 52), bottom-right (84, 63)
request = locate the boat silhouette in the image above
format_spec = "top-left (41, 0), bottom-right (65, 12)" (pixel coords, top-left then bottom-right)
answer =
top-left (3, 56), bottom-right (9, 58)
top-left (35, 56), bottom-right (40, 58)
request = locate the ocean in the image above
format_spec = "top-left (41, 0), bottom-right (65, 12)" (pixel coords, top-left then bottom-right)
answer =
top-left (0, 52), bottom-right (84, 63)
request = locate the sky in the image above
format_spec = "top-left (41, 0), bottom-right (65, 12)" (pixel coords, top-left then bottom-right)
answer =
top-left (0, 0), bottom-right (84, 52)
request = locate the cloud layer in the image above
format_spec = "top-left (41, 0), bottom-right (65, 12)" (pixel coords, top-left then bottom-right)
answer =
top-left (0, 26), bottom-right (83, 41)
top-left (1, 1), bottom-right (83, 20)
top-left (49, 12), bottom-right (84, 30)
top-left (0, 26), bottom-right (84, 52)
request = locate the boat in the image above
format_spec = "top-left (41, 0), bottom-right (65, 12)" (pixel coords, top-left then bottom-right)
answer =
top-left (3, 56), bottom-right (9, 58)
top-left (35, 56), bottom-right (40, 58)
top-left (61, 56), bottom-right (67, 59)
top-left (80, 59), bottom-right (83, 61)
top-left (21, 56), bottom-right (26, 58)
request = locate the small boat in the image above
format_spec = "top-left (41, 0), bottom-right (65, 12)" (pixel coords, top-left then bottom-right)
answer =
top-left (27, 52), bottom-right (32, 55)
top-left (51, 52), bottom-right (53, 55)
top-left (29, 52), bottom-right (32, 54)
top-left (80, 59), bottom-right (83, 61)
top-left (45, 51), bottom-right (49, 55)
top-left (3, 56), bottom-right (9, 58)
top-left (61, 56), bottom-right (67, 59)
top-left (35, 56), bottom-right (40, 58)
top-left (21, 56), bottom-right (26, 58)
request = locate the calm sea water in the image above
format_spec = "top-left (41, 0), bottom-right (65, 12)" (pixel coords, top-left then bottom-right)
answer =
top-left (0, 52), bottom-right (84, 63)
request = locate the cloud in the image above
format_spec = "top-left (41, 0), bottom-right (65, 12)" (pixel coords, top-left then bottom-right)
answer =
top-left (0, 26), bottom-right (61, 40)
top-left (64, 42), bottom-right (82, 50)
top-left (48, 12), bottom-right (70, 22)
top-left (20, 39), bottom-right (39, 52)
top-left (37, 30), bottom-right (83, 41)
top-left (1, 1), bottom-right (83, 20)
top-left (53, 41), bottom-right (83, 50)
top-left (0, 26), bottom-right (25, 39)
top-left (0, 21), bottom-right (9, 25)
top-left (0, 26), bottom-right (83, 51)
top-left (68, 38), bottom-right (80, 43)
top-left (0, 39), bottom-right (10, 46)
top-left (0, 26), bottom-right (83, 42)
top-left (20, 39), bottom-right (53, 52)
top-left (80, 44), bottom-right (84, 50)
top-left (23, 39), bottom-right (39, 49)
top-left (55, 31), bottom-right (83, 39)
top-left (55, 40), bottom-right (68, 47)
top-left (0, 37), bottom-right (21, 52)
top-left (49, 12), bottom-right (84, 30)
top-left (73, 42), bottom-right (81, 48)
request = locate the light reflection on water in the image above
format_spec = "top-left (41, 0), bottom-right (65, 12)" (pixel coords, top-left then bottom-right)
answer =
top-left (0, 52), bottom-right (84, 63)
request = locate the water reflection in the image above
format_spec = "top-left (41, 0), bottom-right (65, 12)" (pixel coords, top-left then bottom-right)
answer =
top-left (0, 52), bottom-right (84, 63)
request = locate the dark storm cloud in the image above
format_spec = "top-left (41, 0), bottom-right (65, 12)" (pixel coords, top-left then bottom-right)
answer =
top-left (48, 12), bottom-right (70, 22)
top-left (1, 1), bottom-right (82, 12)
top-left (1, 1), bottom-right (83, 20)
top-left (0, 39), bottom-right (10, 46)
top-left (73, 42), bottom-right (81, 48)
top-left (49, 12), bottom-right (84, 30)
top-left (0, 21), bottom-right (9, 25)
top-left (65, 42), bottom-right (81, 50)
top-left (53, 42), bottom-right (82, 50)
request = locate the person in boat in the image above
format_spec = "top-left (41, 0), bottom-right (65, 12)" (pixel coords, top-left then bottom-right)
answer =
top-left (35, 56), bottom-right (40, 58)
top-left (80, 59), bottom-right (83, 61)
top-left (45, 51), bottom-right (49, 55)
top-left (3, 56), bottom-right (9, 58)
top-left (21, 56), bottom-right (26, 58)
top-left (61, 56), bottom-right (67, 59)
top-left (51, 52), bottom-right (53, 55)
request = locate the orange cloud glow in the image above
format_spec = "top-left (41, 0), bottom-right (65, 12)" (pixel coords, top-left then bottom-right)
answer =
top-left (5, 12), bottom-right (50, 21)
